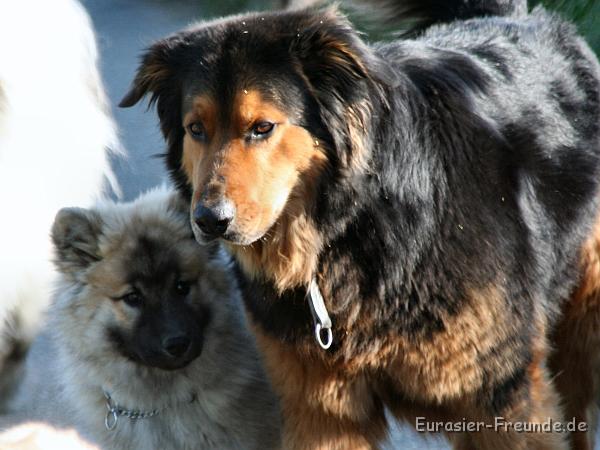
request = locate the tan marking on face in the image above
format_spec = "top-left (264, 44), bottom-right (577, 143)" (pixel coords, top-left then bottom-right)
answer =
top-left (85, 248), bottom-right (136, 326)
top-left (182, 90), bottom-right (327, 291)
top-left (181, 96), bottom-right (218, 191)
top-left (226, 157), bottom-right (325, 292)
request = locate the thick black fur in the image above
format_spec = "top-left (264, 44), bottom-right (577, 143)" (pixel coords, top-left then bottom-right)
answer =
top-left (121, 0), bottom-right (600, 423)
top-left (355, 0), bottom-right (528, 35)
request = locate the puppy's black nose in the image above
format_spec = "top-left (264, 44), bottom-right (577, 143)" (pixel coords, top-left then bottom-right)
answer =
top-left (162, 335), bottom-right (191, 358)
top-left (193, 200), bottom-right (234, 237)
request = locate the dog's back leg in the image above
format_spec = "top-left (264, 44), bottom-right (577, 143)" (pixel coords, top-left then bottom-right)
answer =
top-left (549, 208), bottom-right (600, 450)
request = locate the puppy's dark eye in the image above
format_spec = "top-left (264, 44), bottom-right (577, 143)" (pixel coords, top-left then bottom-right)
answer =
top-left (175, 280), bottom-right (190, 296)
top-left (187, 122), bottom-right (206, 141)
top-left (121, 290), bottom-right (143, 308)
top-left (250, 121), bottom-right (275, 138)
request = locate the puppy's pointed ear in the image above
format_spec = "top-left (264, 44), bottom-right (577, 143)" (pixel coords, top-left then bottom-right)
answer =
top-left (119, 36), bottom-right (186, 108)
top-left (51, 207), bottom-right (103, 274)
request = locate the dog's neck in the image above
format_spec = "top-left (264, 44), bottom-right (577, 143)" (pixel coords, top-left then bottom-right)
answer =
top-left (102, 389), bottom-right (163, 430)
top-left (227, 206), bottom-right (322, 294)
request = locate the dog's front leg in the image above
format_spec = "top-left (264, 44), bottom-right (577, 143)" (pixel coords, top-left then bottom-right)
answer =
top-left (253, 329), bottom-right (388, 450)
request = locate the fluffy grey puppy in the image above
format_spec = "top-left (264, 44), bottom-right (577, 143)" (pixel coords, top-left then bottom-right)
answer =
top-left (0, 187), bottom-right (281, 450)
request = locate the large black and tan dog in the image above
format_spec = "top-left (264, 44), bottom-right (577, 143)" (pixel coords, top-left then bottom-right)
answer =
top-left (120, 0), bottom-right (600, 448)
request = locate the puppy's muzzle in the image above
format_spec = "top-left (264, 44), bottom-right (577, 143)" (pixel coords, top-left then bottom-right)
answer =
top-left (162, 335), bottom-right (191, 358)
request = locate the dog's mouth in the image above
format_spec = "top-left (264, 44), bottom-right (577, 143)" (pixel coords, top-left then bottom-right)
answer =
top-left (136, 341), bottom-right (203, 372)
top-left (189, 191), bottom-right (289, 248)
top-left (151, 333), bottom-right (205, 371)
top-left (191, 221), bottom-right (268, 247)
top-left (145, 354), bottom-right (200, 371)
top-left (118, 349), bottom-right (200, 372)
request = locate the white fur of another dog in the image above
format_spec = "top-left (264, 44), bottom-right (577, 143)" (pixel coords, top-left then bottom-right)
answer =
top-left (0, 0), bottom-right (121, 352)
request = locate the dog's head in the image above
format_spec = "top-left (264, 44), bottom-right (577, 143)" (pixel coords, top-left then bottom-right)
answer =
top-left (50, 188), bottom-right (231, 373)
top-left (120, 8), bottom-right (389, 247)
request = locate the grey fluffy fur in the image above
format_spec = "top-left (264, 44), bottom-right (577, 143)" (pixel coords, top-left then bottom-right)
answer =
top-left (0, 187), bottom-right (281, 450)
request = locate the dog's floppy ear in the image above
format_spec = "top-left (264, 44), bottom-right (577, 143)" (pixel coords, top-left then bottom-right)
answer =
top-left (51, 207), bottom-right (103, 274)
top-left (291, 8), bottom-right (392, 172)
top-left (119, 35), bottom-right (186, 109)
top-left (119, 34), bottom-right (189, 180)
top-left (292, 9), bottom-right (373, 95)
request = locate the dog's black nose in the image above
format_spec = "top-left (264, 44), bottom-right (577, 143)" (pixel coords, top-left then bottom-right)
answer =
top-left (162, 335), bottom-right (191, 358)
top-left (193, 201), bottom-right (234, 237)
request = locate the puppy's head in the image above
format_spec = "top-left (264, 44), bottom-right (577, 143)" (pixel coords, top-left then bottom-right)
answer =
top-left (120, 8), bottom-right (390, 246)
top-left (50, 188), bottom-right (230, 373)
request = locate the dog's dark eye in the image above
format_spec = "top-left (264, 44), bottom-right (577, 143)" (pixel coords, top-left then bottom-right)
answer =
top-left (175, 280), bottom-right (190, 296)
top-left (250, 121), bottom-right (275, 138)
top-left (121, 290), bottom-right (143, 308)
top-left (187, 122), bottom-right (206, 141)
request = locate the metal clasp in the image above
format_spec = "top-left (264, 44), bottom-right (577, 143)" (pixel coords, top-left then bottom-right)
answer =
top-left (308, 278), bottom-right (333, 350)
top-left (104, 391), bottom-right (119, 431)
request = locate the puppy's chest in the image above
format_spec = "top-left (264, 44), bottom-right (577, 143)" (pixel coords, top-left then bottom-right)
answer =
top-left (95, 406), bottom-right (240, 450)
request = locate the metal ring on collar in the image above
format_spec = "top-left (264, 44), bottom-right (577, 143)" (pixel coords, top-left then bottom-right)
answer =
top-left (315, 323), bottom-right (333, 350)
top-left (105, 408), bottom-right (118, 431)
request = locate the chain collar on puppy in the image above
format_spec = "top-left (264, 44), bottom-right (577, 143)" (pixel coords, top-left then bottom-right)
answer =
top-left (308, 277), bottom-right (333, 350)
top-left (103, 391), bottom-right (159, 431)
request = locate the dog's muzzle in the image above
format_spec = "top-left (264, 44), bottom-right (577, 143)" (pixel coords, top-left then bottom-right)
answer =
top-left (193, 200), bottom-right (235, 239)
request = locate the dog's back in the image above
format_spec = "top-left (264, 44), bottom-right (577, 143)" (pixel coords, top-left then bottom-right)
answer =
top-left (375, 3), bottom-right (600, 305)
